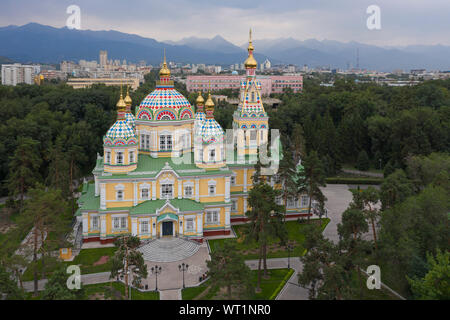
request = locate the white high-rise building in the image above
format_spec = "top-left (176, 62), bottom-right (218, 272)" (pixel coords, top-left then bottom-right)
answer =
top-left (99, 50), bottom-right (108, 68)
top-left (1, 64), bottom-right (34, 86)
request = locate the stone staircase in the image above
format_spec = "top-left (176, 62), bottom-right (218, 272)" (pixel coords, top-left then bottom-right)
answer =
top-left (138, 237), bottom-right (200, 263)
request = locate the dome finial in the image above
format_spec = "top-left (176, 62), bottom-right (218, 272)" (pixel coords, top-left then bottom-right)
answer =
top-left (159, 48), bottom-right (171, 78)
top-left (124, 84), bottom-right (132, 108)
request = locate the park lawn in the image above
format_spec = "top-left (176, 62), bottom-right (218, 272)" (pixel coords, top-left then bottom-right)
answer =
top-left (182, 268), bottom-right (292, 300)
top-left (84, 282), bottom-right (159, 300)
top-left (208, 219), bottom-right (329, 259)
top-left (22, 247), bottom-right (117, 281)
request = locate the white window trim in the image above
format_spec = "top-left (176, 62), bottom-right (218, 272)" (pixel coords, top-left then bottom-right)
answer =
top-left (160, 183), bottom-right (174, 199)
top-left (115, 150), bottom-right (125, 165)
top-left (185, 217), bottom-right (195, 232)
top-left (205, 210), bottom-right (220, 225)
top-left (90, 214), bottom-right (100, 230)
top-left (231, 199), bottom-right (238, 212)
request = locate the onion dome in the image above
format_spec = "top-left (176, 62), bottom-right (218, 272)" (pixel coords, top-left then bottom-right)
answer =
top-left (103, 92), bottom-right (137, 146)
top-left (244, 29), bottom-right (257, 69)
top-left (124, 86), bottom-right (136, 130)
top-left (200, 93), bottom-right (224, 144)
top-left (136, 52), bottom-right (194, 122)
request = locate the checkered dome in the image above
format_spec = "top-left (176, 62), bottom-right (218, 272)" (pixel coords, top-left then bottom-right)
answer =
top-left (194, 111), bottom-right (206, 135)
top-left (137, 86), bottom-right (193, 121)
top-left (125, 112), bottom-right (136, 130)
top-left (105, 120), bottom-right (136, 141)
top-left (200, 118), bottom-right (225, 143)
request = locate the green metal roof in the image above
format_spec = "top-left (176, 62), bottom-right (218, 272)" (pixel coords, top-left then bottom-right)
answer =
top-left (96, 153), bottom-right (233, 180)
top-left (77, 183), bottom-right (100, 212)
top-left (130, 198), bottom-right (204, 215)
top-left (157, 213), bottom-right (179, 222)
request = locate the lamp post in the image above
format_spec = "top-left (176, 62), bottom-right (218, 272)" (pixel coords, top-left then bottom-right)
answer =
top-left (151, 265), bottom-right (162, 291)
top-left (178, 263), bottom-right (189, 289)
top-left (286, 243), bottom-right (294, 269)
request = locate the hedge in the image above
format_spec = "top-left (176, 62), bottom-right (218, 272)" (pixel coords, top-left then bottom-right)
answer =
top-left (326, 177), bottom-right (383, 185)
top-left (269, 268), bottom-right (295, 300)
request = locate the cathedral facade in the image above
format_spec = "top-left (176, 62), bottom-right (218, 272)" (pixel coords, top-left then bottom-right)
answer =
top-left (76, 31), bottom-right (311, 244)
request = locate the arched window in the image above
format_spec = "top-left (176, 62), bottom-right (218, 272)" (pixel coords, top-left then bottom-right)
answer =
top-left (160, 115), bottom-right (172, 121)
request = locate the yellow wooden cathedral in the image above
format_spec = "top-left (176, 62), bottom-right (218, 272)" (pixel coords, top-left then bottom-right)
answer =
top-left (76, 30), bottom-right (311, 244)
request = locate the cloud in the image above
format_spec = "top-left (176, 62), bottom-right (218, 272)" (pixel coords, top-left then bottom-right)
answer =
top-left (1, 0), bottom-right (449, 46)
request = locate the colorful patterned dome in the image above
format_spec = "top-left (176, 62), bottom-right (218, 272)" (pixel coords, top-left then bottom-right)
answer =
top-left (125, 112), bottom-right (136, 130)
top-left (136, 87), bottom-right (194, 121)
top-left (200, 118), bottom-right (224, 144)
top-left (194, 112), bottom-right (206, 134)
top-left (103, 120), bottom-right (137, 146)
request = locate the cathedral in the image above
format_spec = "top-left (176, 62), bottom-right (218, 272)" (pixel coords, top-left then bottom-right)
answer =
top-left (76, 30), bottom-right (311, 244)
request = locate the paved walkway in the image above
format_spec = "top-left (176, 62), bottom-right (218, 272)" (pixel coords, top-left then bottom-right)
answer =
top-left (23, 271), bottom-right (112, 292)
top-left (160, 289), bottom-right (181, 300)
top-left (245, 257), bottom-right (308, 300)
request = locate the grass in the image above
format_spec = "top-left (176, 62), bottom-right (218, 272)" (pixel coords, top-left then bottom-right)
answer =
top-left (22, 247), bottom-right (117, 281)
top-left (25, 281), bottom-right (160, 300)
top-left (208, 219), bottom-right (329, 259)
top-left (84, 282), bottom-right (159, 300)
top-left (182, 268), bottom-right (293, 300)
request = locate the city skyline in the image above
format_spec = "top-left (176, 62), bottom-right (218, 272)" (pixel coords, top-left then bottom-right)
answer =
top-left (1, 0), bottom-right (450, 47)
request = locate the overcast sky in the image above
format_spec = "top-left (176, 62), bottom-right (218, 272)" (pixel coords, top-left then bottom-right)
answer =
top-left (2, 0), bottom-right (450, 46)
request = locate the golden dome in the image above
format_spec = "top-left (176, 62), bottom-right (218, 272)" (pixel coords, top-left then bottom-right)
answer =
top-left (196, 91), bottom-right (205, 105)
top-left (159, 49), bottom-right (171, 77)
top-left (116, 93), bottom-right (127, 111)
top-left (244, 55), bottom-right (257, 69)
top-left (124, 87), bottom-right (132, 106)
top-left (205, 93), bottom-right (215, 108)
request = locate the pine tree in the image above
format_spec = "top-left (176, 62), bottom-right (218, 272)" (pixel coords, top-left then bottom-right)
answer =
top-left (296, 151), bottom-right (327, 221)
top-left (7, 137), bottom-right (42, 210)
top-left (246, 181), bottom-right (286, 291)
top-left (207, 241), bottom-right (252, 299)
top-left (356, 150), bottom-right (370, 171)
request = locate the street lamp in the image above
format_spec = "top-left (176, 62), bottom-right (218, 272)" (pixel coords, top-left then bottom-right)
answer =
top-left (286, 243), bottom-right (294, 269)
top-left (151, 265), bottom-right (162, 291)
top-left (178, 263), bottom-right (189, 289)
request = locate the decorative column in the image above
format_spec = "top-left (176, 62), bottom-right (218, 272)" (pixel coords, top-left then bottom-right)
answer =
top-left (243, 168), bottom-right (248, 192)
top-left (94, 174), bottom-right (99, 196)
top-left (152, 181), bottom-right (156, 200)
top-left (225, 207), bottom-right (231, 228)
top-left (82, 213), bottom-right (88, 236)
top-left (133, 181), bottom-right (138, 206)
top-left (197, 214), bottom-right (203, 235)
top-left (131, 218), bottom-right (138, 236)
top-left (100, 183), bottom-right (106, 210)
top-left (243, 198), bottom-right (248, 215)
top-left (195, 179), bottom-right (200, 202)
top-left (100, 215), bottom-right (107, 239)
top-left (179, 216), bottom-right (184, 236)
top-left (178, 180), bottom-right (182, 199)
top-left (225, 176), bottom-right (230, 203)
top-left (151, 217), bottom-right (157, 238)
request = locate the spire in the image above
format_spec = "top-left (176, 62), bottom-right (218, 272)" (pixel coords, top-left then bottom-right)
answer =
top-left (159, 48), bottom-right (171, 78)
top-left (124, 85), bottom-right (132, 111)
top-left (205, 88), bottom-right (215, 119)
top-left (116, 84), bottom-right (127, 120)
top-left (244, 28), bottom-right (257, 70)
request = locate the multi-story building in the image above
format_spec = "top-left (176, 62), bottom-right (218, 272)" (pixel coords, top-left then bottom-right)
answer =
top-left (99, 50), bottom-right (108, 68)
top-left (186, 74), bottom-right (303, 95)
top-left (67, 77), bottom-right (140, 90)
top-left (76, 30), bottom-right (310, 245)
top-left (1, 63), bottom-right (34, 86)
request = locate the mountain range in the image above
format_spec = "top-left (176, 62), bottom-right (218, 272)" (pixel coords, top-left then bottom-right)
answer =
top-left (0, 23), bottom-right (449, 71)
